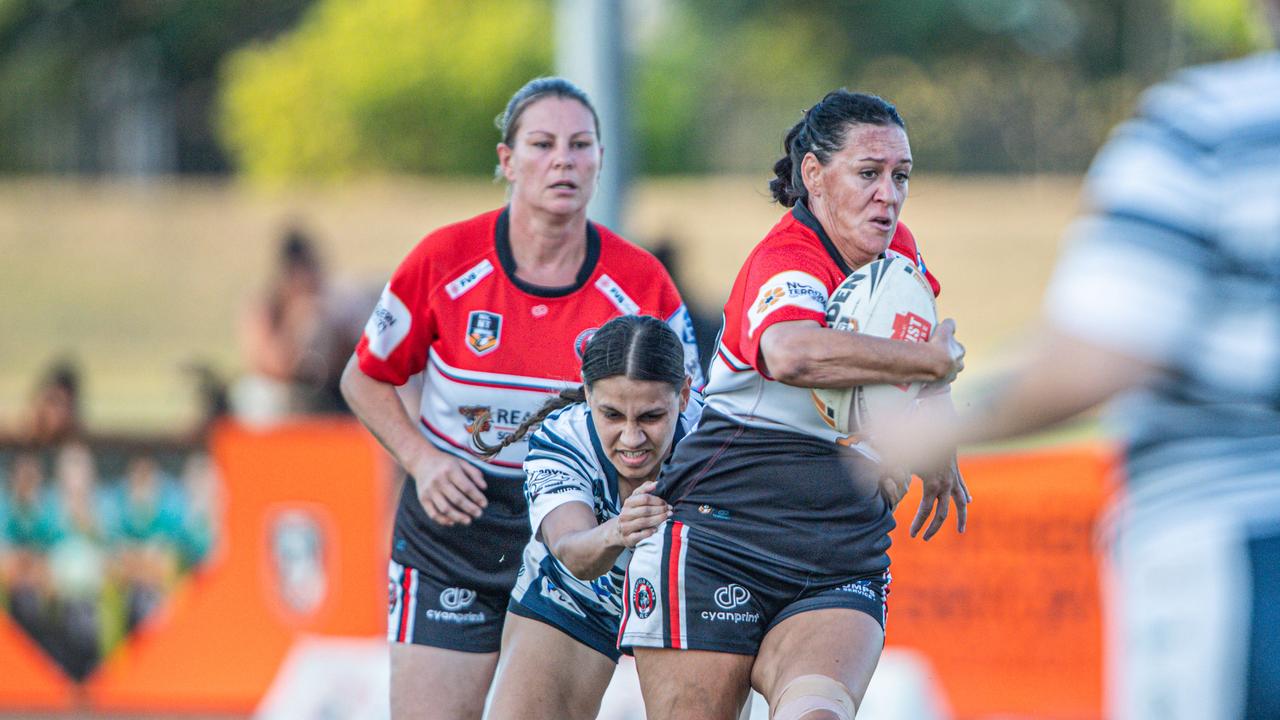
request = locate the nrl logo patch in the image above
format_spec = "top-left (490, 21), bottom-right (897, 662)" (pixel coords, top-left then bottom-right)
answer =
top-left (466, 310), bottom-right (502, 356)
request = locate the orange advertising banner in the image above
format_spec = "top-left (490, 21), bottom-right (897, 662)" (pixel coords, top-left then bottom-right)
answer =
top-left (0, 612), bottom-right (75, 711)
top-left (0, 424), bottom-right (1115, 717)
top-left (886, 444), bottom-right (1118, 719)
top-left (83, 420), bottom-right (391, 714)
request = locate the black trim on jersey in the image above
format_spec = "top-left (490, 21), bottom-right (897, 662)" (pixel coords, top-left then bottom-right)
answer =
top-left (586, 410), bottom-right (620, 509)
top-left (495, 206), bottom-right (602, 298)
top-left (792, 200), bottom-right (854, 276)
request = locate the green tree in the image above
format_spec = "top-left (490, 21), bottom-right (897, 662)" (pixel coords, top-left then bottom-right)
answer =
top-left (0, 0), bottom-right (310, 173)
top-left (218, 0), bottom-right (551, 181)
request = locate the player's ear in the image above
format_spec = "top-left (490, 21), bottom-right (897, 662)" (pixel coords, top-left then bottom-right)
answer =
top-left (678, 377), bottom-right (691, 412)
top-left (496, 143), bottom-right (515, 182)
top-left (800, 151), bottom-right (823, 199)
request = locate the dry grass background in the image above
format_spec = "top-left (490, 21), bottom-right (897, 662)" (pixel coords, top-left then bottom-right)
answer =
top-left (0, 175), bottom-right (1081, 432)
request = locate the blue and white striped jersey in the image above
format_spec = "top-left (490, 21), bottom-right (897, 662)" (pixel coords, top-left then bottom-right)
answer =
top-left (512, 397), bottom-right (702, 620)
top-left (1043, 52), bottom-right (1280, 511)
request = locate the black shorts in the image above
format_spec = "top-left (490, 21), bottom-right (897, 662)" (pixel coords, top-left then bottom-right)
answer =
top-left (657, 408), bottom-right (894, 578)
top-left (387, 469), bottom-right (528, 653)
top-left (618, 520), bottom-right (889, 655)
top-left (387, 559), bottom-right (510, 653)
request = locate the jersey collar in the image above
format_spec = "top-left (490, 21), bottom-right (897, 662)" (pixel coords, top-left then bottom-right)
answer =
top-left (585, 409), bottom-right (620, 508)
top-left (495, 206), bottom-right (602, 298)
top-left (792, 200), bottom-right (868, 276)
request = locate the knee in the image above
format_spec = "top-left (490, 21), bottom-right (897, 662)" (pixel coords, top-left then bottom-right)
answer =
top-left (771, 674), bottom-right (857, 720)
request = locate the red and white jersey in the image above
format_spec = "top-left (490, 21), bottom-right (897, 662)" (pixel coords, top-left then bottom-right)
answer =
top-left (357, 207), bottom-right (702, 479)
top-left (703, 202), bottom-right (940, 446)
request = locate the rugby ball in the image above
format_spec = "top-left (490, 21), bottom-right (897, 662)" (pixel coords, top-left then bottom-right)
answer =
top-left (811, 256), bottom-right (937, 435)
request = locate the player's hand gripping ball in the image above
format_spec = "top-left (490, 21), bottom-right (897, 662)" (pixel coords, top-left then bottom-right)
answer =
top-left (811, 256), bottom-right (938, 434)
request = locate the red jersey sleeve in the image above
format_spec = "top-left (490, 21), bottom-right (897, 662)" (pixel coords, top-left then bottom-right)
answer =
top-left (355, 238), bottom-right (438, 385)
top-left (735, 241), bottom-right (832, 373)
top-left (890, 223), bottom-right (941, 296)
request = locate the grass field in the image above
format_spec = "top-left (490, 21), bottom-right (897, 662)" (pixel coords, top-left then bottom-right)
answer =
top-left (0, 175), bottom-right (1082, 433)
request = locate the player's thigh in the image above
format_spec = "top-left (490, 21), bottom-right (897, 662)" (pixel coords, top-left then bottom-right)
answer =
top-left (752, 608), bottom-right (884, 715)
top-left (634, 646), bottom-right (753, 720)
top-left (389, 642), bottom-right (497, 720)
top-left (488, 613), bottom-right (617, 720)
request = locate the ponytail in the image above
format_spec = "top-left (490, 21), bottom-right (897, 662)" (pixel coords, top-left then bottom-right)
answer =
top-left (471, 386), bottom-right (587, 459)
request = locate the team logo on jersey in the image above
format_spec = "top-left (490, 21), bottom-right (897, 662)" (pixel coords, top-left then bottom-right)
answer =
top-left (457, 405), bottom-right (492, 434)
top-left (466, 310), bottom-right (502, 355)
top-left (439, 587), bottom-right (477, 611)
top-left (633, 577), bottom-right (656, 619)
top-left (574, 327), bottom-right (599, 359)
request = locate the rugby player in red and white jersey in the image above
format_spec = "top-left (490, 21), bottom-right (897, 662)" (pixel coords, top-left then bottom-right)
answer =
top-left (620, 91), bottom-right (967, 720)
top-left (340, 78), bottom-right (701, 720)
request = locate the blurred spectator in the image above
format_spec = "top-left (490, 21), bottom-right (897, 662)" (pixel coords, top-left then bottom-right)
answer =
top-left (0, 452), bottom-right (60, 652)
top-left (21, 361), bottom-right (83, 446)
top-left (183, 361), bottom-right (231, 443)
top-left (175, 452), bottom-right (221, 570)
top-left (234, 226), bottom-right (370, 421)
top-left (46, 444), bottom-right (106, 679)
top-left (107, 455), bottom-right (184, 632)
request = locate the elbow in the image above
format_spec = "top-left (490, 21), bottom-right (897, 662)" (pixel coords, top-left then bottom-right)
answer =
top-left (562, 561), bottom-right (600, 582)
top-left (548, 541), bottom-right (604, 581)
top-left (765, 350), bottom-right (814, 386)
top-left (338, 356), bottom-right (361, 404)
top-left (557, 549), bottom-right (601, 581)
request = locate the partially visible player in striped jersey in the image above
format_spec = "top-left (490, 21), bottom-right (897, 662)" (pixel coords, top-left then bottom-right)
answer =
top-left (340, 78), bottom-right (701, 720)
top-left (875, 7), bottom-right (1280, 716)
top-left (469, 315), bottom-right (700, 720)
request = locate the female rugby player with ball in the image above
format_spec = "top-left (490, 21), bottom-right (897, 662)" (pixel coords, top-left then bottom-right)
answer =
top-left (620, 90), bottom-right (968, 720)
